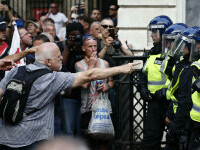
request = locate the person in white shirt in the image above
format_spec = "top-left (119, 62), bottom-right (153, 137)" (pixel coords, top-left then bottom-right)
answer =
top-left (47, 2), bottom-right (68, 36)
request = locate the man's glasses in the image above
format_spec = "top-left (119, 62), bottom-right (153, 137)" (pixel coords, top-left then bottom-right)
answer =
top-left (68, 35), bottom-right (83, 42)
top-left (68, 20), bottom-right (79, 24)
top-left (68, 35), bottom-right (75, 41)
top-left (83, 36), bottom-right (97, 41)
top-left (101, 25), bottom-right (114, 29)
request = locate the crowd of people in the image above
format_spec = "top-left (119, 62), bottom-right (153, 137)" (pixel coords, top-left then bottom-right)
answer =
top-left (0, 2), bottom-right (135, 150)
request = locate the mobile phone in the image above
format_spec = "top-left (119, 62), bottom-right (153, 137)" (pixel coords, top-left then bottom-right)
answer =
top-left (76, 3), bottom-right (84, 15)
top-left (108, 28), bottom-right (115, 39)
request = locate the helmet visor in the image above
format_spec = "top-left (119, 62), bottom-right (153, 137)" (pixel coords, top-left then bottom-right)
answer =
top-left (147, 25), bottom-right (161, 46)
top-left (169, 35), bottom-right (195, 59)
top-left (161, 34), bottom-right (176, 56)
top-left (190, 41), bottom-right (200, 62)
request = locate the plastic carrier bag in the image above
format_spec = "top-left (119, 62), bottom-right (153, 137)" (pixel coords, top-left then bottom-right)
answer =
top-left (88, 92), bottom-right (115, 140)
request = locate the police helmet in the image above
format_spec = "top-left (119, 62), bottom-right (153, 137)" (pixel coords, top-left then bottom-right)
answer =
top-left (170, 26), bottom-right (199, 61)
top-left (193, 28), bottom-right (200, 41)
top-left (191, 28), bottom-right (200, 61)
top-left (147, 15), bottom-right (173, 45)
top-left (162, 23), bottom-right (188, 56)
top-left (147, 15), bottom-right (173, 34)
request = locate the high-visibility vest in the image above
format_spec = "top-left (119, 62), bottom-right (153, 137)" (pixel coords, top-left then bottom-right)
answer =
top-left (143, 54), bottom-right (168, 94)
top-left (190, 60), bottom-right (200, 122)
top-left (160, 55), bottom-right (172, 100)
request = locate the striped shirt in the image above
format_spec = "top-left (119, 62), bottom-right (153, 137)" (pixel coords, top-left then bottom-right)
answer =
top-left (0, 61), bottom-right (76, 147)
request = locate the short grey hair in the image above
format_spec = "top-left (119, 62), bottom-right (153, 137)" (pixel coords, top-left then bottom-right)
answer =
top-left (90, 21), bottom-right (101, 30)
top-left (101, 18), bottom-right (114, 26)
top-left (35, 43), bottom-right (54, 62)
top-left (35, 51), bottom-right (51, 62)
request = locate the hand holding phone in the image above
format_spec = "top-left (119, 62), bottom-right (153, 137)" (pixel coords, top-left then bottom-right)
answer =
top-left (76, 3), bottom-right (84, 15)
top-left (108, 28), bottom-right (115, 39)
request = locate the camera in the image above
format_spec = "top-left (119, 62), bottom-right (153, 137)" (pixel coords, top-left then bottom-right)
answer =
top-left (112, 39), bottom-right (122, 50)
top-left (108, 28), bottom-right (122, 55)
top-left (108, 28), bottom-right (121, 49)
top-left (74, 34), bottom-right (83, 46)
top-left (112, 39), bottom-right (122, 55)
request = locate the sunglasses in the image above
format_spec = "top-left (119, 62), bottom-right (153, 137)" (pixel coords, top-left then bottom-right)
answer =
top-left (68, 20), bottom-right (79, 24)
top-left (101, 25), bottom-right (114, 29)
top-left (68, 35), bottom-right (75, 41)
top-left (83, 36), bottom-right (97, 41)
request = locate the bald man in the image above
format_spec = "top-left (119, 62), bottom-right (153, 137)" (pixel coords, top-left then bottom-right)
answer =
top-left (0, 42), bottom-right (139, 149)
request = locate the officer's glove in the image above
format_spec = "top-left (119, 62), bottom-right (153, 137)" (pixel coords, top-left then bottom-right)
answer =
top-left (165, 66), bottom-right (173, 80)
top-left (169, 55), bottom-right (179, 65)
top-left (140, 88), bottom-right (152, 102)
top-left (165, 56), bottom-right (178, 80)
top-left (179, 135), bottom-right (188, 150)
top-left (166, 129), bottom-right (178, 145)
top-left (192, 78), bottom-right (200, 93)
top-left (155, 88), bottom-right (167, 101)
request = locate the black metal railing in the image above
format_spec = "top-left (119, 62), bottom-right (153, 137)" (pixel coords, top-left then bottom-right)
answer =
top-left (112, 56), bottom-right (147, 150)
top-left (112, 55), bottom-right (167, 149)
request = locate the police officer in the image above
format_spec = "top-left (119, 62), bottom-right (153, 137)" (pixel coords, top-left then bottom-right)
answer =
top-left (158, 23), bottom-right (188, 126)
top-left (158, 23), bottom-right (188, 122)
top-left (187, 29), bottom-right (200, 150)
top-left (165, 26), bottom-right (199, 150)
top-left (156, 23), bottom-right (188, 106)
top-left (160, 23), bottom-right (188, 78)
top-left (137, 15), bottom-right (173, 150)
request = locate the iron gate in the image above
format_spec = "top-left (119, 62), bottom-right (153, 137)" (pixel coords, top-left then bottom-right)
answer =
top-left (112, 56), bottom-right (147, 150)
top-left (112, 55), bottom-right (167, 150)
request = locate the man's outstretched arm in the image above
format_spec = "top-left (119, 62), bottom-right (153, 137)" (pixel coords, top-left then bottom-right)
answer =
top-left (72, 62), bottom-right (140, 88)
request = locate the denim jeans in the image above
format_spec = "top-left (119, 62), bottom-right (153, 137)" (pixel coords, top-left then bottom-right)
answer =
top-left (54, 113), bottom-right (62, 136)
top-left (54, 95), bottom-right (62, 135)
top-left (60, 98), bottom-right (81, 136)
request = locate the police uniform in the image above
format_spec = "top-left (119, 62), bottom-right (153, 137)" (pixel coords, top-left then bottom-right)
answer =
top-left (138, 42), bottom-right (170, 150)
top-left (188, 60), bottom-right (200, 150)
top-left (164, 26), bottom-right (200, 150)
top-left (138, 15), bottom-right (173, 150)
top-left (165, 57), bottom-right (192, 150)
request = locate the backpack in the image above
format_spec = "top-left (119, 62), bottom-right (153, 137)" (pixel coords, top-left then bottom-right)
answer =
top-left (0, 66), bottom-right (52, 125)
